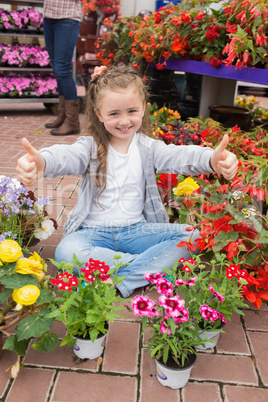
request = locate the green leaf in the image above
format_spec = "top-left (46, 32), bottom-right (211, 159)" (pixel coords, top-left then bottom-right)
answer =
top-left (31, 333), bottom-right (58, 352)
top-left (0, 261), bottom-right (16, 278)
top-left (60, 334), bottom-right (76, 347)
top-left (0, 273), bottom-right (38, 289)
top-left (36, 289), bottom-right (54, 306)
top-left (2, 334), bottom-right (29, 356)
top-left (0, 287), bottom-right (13, 304)
top-left (16, 308), bottom-right (54, 341)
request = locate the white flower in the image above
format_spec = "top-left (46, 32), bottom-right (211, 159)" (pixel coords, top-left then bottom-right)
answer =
top-left (35, 218), bottom-right (55, 240)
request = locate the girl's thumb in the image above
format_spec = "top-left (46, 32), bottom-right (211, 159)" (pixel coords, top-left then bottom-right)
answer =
top-left (22, 137), bottom-right (38, 162)
top-left (216, 134), bottom-right (229, 156)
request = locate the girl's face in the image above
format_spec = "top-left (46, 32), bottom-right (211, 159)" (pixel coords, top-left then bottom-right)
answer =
top-left (95, 86), bottom-right (145, 151)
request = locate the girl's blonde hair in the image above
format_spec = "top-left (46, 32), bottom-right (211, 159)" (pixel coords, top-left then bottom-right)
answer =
top-left (86, 65), bottom-right (152, 197)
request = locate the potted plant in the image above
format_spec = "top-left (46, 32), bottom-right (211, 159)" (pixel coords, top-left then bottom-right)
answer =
top-left (130, 270), bottom-right (207, 389)
top-left (47, 255), bottom-right (128, 359)
top-left (172, 253), bottom-right (248, 349)
top-left (0, 240), bottom-right (57, 378)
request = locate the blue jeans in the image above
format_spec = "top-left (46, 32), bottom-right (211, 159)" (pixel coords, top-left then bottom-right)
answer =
top-left (55, 222), bottom-right (200, 298)
top-left (43, 18), bottom-right (80, 99)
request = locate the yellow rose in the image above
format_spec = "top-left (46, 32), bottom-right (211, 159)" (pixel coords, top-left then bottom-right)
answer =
top-left (173, 178), bottom-right (200, 197)
top-left (12, 285), bottom-right (40, 306)
top-left (15, 254), bottom-right (44, 277)
top-left (0, 240), bottom-right (22, 263)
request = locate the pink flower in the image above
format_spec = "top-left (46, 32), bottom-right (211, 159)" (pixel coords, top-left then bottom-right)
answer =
top-left (156, 278), bottom-right (173, 295)
top-left (131, 295), bottom-right (157, 317)
top-left (200, 305), bottom-right (221, 322)
top-left (209, 285), bottom-right (225, 302)
top-left (144, 271), bottom-right (165, 284)
top-left (158, 295), bottom-right (188, 320)
top-left (175, 277), bottom-right (197, 287)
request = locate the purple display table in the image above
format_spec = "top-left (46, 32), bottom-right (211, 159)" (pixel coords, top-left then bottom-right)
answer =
top-left (165, 59), bottom-right (268, 85)
top-left (164, 60), bottom-right (268, 117)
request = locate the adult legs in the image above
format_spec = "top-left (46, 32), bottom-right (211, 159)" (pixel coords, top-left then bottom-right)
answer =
top-left (43, 18), bottom-right (80, 135)
top-left (55, 222), bottom-right (200, 298)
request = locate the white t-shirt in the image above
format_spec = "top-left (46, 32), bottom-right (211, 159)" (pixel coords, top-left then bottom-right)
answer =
top-left (83, 134), bottom-right (146, 227)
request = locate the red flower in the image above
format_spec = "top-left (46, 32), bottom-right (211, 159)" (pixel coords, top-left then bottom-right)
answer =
top-left (205, 30), bottom-right (220, 42)
top-left (159, 173), bottom-right (178, 190)
top-left (51, 273), bottom-right (78, 291)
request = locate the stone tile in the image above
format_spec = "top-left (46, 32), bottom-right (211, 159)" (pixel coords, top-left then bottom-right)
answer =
top-left (223, 385), bottom-right (268, 402)
top-left (6, 367), bottom-right (55, 402)
top-left (24, 341), bottom-right (99, 372)
top-left (244, 309), bottom-right (268, 331)
top-left (103, 321), bottom-right (140, 374)
top-left (139, 348), bottom-right (180, 401)
top-left (182, 382), bottom-right (222, 402)
top-left (0, 346), bottom-right (15, 398)
top-left (51, 371), bottom-right (137, 402)
top-left (191, 354), bottom-right (258, 385)
top-left (216, 313), bottom-right (250, 355)
top-left (247, 331), bottom-right (268, 386)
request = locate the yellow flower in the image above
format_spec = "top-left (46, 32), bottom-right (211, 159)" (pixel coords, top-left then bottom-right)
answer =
top-left (15, 253), bottom-right (44, 278)
top-left (12, 285), bottom-right (40, 306)
top-left (173, 178), bottom-right (200, 197)
top-left (0, 240), bottom-right (22, 263)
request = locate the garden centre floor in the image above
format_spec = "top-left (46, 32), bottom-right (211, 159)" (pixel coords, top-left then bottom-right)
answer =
top-left (0, 95), bottom-right (268, 402)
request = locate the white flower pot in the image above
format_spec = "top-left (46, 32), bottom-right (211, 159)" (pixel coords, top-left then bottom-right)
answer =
top-left (196, 326), bottom-right (224, 350)
top-left (73, 333), bottom-right (106, 359)
top-left (155, 354), bottom-right (197, 389)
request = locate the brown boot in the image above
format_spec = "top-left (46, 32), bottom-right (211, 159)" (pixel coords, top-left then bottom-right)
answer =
top-left (45, 96), bottom-right (65, 129)
top-left (50, 99), bottom-right (80, 136)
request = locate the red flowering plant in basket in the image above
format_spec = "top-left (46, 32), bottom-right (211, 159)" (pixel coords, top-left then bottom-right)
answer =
top-left (222, 0), bottom-right (268, 69)
top-left (47, 254), bottom-right (127, 346)
top-left (81, 0), bottom-right (120, 16)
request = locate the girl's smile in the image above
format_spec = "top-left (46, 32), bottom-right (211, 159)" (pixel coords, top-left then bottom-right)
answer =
top-left (95, 86), bottom-right (145, 153)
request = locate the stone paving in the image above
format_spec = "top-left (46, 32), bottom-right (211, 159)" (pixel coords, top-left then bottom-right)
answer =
top-left (0, 101), bottom-right (268, 402)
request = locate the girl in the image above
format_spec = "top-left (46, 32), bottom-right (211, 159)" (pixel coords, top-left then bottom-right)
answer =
top-left (16, 65), bottom-right (238, 298)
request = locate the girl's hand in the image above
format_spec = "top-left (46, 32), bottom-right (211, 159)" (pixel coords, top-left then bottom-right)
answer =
top-left (16, 138), bottom-right (45, 187)
top-left (210, 134), bottom-right (238, 180)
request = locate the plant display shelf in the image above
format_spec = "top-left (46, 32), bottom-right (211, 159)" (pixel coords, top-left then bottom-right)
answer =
top-left (0, 0), bottom-right (43, 6)
top-left (0, 0), bottom-right (58, 111)
top-left (164, 59), bottom-right (268, 117)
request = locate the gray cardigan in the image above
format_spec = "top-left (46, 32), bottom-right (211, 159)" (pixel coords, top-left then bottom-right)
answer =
top-left (40, 134), bottom-right (214, 235)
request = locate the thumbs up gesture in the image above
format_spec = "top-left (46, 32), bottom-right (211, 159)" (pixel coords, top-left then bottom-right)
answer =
top-left (210, 134), bottom-right (238, 180)
top-left (16, 138), bottom-right (45, 187)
